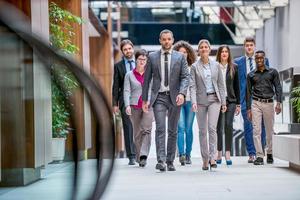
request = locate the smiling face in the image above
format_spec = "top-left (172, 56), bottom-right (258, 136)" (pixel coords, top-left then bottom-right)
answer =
top-left (255, 52), bottom-right (265, 68)
top-left (198, 42), bottom-right (211, 59)
top-left (159, 32), bottom-right (174, 51)
top-left (121, 44), bottom-right (134, 59)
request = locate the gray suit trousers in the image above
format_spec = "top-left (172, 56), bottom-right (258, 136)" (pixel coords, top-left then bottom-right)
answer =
top-left (130, 107), bottom-right (153, 162)
top-left (153, 93), bottom-right (181, 163)
top-left (195, 94), bottom-right (221, 161)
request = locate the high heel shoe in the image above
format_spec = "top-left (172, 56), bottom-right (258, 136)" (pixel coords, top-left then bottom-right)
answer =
top-left (202, 161), bottom-right (209, 170)
top-left (216, 159), bottom-right (222, 164)
top-left (209, 160), bottom-right (217, 170)
top-left (226, 159), bottom-right (232, 165)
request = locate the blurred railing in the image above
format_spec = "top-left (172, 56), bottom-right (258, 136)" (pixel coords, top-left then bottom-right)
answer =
top-left (0, 1), bottom-right (114, 199)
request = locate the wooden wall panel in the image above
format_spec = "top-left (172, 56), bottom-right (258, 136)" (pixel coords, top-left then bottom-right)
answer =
top-left (52, 0), bottom-right (91, 153)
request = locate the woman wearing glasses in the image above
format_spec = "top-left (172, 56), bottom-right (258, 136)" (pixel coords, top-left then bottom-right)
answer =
top-left (124, 49), bottom-right (153, 167)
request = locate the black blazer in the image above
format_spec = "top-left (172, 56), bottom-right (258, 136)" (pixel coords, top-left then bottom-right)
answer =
top-left (112, 59), bottom-right (127, 107)
top-left (225, 64), bottom-right (240, 105)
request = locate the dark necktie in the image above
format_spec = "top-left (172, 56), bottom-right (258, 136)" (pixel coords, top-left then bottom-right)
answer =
top-left (249, 57), bottom-right (254, 72)
top-left (128, 60), bottom-right (133, 71)
top-left (164, 52), bottom-right (169, 87)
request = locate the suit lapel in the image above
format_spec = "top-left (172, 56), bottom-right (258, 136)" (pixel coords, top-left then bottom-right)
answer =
top-left (120, 58), bottom-right (127, 76)
top-left (242, 56), bottom-right (247, 78)
top-left (157, 51), bottom-right (162, 79)
top-left (170, 52), bottom-right (176, 77)
top-left (198, 61), bottom-right (207, 88)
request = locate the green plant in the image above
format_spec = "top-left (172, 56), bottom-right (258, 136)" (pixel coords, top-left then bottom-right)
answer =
top-left (291, 85), bottom-right (300, 122)
top-left (49, 2), bottom-right (83, 138)
top-left (49, 2), bottom-right (84, 54)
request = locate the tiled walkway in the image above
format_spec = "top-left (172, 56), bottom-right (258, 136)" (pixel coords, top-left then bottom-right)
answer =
top-left (0, 157), bottom-right (300, 200)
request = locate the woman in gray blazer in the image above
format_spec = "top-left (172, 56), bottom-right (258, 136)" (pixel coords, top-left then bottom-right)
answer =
top-left (190, 39), bottom-right (227, 170)
top-left (124, 49), bottom-right (153, 167)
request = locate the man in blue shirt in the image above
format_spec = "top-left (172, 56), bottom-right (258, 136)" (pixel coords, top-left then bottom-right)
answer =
top-left (112, 39), bottom-right (136, 165)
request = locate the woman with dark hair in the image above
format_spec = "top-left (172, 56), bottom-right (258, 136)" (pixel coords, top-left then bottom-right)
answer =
top-left (215, 45), bottom-right (241, 165)
top-left (173, 40), bottom-right (197, 165)
top-left (124, 49), bottom-right (153, 167)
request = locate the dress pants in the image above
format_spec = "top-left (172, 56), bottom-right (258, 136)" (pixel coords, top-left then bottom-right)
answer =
top-left (217, 103), bottom-right (236, 152)
top-left (241, 102), bottom-right (266, 156)
top-left (120, 103), bottom-right (136, 159)
top-left (129, 107), bottom-right (153, 162)
top-left (251, 100), bottom-right (274, 158)
top-left (195, 95), bottom-right (221, 161)
top-left (153, 93), bottom-right (181, 163)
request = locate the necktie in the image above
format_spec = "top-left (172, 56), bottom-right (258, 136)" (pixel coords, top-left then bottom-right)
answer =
top-left (128, 60), bottom-right (133, 71)
top-left (164, 52), bottom-right (169, 87)
top-left (249, 57), bottom-right (254, 72)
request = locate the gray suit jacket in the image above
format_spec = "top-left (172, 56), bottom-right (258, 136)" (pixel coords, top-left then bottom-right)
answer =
top-left (190, 58), bottom-right (226, 106)
top-left (142, 50), bottom-right (189, 106)
top-left (123, 71), bottom-right (151, 107)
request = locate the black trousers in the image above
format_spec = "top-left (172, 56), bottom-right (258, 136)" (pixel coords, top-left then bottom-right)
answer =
top-left (217, 103), bottom-right (236, 152)
top-left (120, 103), bottom-right (136, 158)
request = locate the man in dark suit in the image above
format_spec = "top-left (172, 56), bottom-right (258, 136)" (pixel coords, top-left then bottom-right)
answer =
top-left (142, 30), bottom-right (189, 171)
top-left (234, 37), bottom-right (268, 163)
top-left (112, 39), bottom-right (136, 165)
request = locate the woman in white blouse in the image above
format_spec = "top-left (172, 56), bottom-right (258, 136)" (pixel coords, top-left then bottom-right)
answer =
top-left (190, 39), bottom-right (226, 170)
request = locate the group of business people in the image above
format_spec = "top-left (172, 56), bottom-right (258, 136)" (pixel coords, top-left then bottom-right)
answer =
top-left (112, 29), bottom-right (282, 171)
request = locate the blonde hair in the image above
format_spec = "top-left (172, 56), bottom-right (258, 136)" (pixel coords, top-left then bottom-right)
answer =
top-left (197, 39), bottom-right (211, 50)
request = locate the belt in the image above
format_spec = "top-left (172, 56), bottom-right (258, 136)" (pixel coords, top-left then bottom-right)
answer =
top-left (207, 92), bottom-right (216, 95)
top-left (253, 97), bottom-right (273, 103)
top-left (159, 91), bottom-right (170, 95)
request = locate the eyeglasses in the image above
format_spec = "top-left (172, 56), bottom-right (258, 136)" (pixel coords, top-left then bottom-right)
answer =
top-left (137, 58), bottom-right (147, 62)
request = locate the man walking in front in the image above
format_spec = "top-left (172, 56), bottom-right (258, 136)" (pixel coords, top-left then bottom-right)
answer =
top-left (142, 30), bottom-right (189, 171)
top-left (112, 39), bottom-right (136, 165)
top-left (246, 50), bottom-right (282, 165)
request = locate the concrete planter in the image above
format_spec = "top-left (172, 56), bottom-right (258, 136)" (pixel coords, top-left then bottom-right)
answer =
top-left (52, 138), bottom-right (66, 161)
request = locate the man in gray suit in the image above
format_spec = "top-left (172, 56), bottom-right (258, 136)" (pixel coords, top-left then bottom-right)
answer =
top-left (142, 29), bottom-right (189, 171)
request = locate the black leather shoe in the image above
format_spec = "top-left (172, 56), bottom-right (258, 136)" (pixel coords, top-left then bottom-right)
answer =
top-left (186, 156), bottom-right (192, 165)
top-left (128, 158), bottom-right (136, 165)
top-left (167, 162), bottom-right (176, 171)
top-left (253, 157), bottom-right (264, 165)
top-left (179, 155), bottom-right (186, 166)
top-left (155, 161), bottom-right (166, 171)
top-left (267, 154), bottom-right (274, 164)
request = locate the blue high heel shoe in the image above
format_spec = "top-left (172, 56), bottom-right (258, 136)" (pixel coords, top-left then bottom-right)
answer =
top-left (226, 159), bottom-right (232, 165)
top-left (216, 159), bottom-right (222, 164)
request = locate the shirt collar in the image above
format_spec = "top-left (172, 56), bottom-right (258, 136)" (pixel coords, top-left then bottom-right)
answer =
top-left (220, 63), bottom-right (228, 69)
top-left (254, 66), bottom-right (268, 73)
top-left (199, 57), bottom-right (211, 66)
top-left (161, 49), bottom-right (173, 55)
top-left (124, 57), bottom-right (135, 63)
top-left (245, 54), bottom-right (255, 60)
